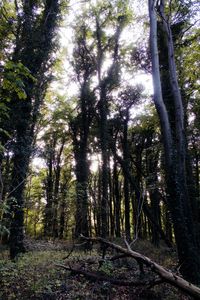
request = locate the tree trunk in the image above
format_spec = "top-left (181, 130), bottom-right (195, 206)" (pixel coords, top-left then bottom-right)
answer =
top-left (52, 139), bottom-right (65, 238)
top-left (99, 90), bottom-right (109, 237)
top-left (149, 0), bottom-right (200, 283)
top-left (146, 144), bottom-right (161, 247)
top-left (74, 149), bottom-right (89, 238)
top-left (108, 162), bottom-right (114, 236)
top-left (113, 159), bottom-right (121, 237)
top-left (9, 123), bottom-right (31, 258)
top-left (8, 0), bottom-right (60, 258)
top-left (122, 114), bottom-right (130, 240)
top-left (44, 140), bottom-right (55, 237)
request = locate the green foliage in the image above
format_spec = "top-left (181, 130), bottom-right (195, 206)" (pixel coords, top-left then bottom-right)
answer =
top-left (25, 171), bottom-right (46, 237)
top-left (0, 197), bottom-right (19, 240)
top-left (0, 198), bottom-right (10, 238)
top-left (90, 0), bottom-right (132, 24)
top-left (181, 29), bottom-right (200, 90)
top-left (0, 1), bottom-right (16, 61)
top-left (2, 61), bottom-right (36, 101)
top-left (0, 128), bottom-right (10, 153)
top-left (115, 0), bottom-right (133, 26)
top-left (99, 260), bottom-right (114, 275)
top-left (0, 60), bottom-right (36, 152)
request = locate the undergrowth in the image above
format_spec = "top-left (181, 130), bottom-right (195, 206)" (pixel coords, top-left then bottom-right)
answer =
top-left (0, 240), bottom-right (192, 300)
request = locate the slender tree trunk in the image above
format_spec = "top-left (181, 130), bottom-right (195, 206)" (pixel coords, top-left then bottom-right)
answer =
top-left (165, 209), bottom-right (173, 244)
top-left (89, 174), bottom-right (99, 236)
top-left (99, 85), bottom-right (109, 237)
top-left (146, 145), bottom-right (161, 247)
top-left (59, 199), bottom-right (65, 239)
top-left (74, 148), bottom-right (89, 237)
top-left (122, 115), bottom-right (130, 240)
top-left (52, 140), bottom-right (65, 238)
top-left (44, 144), bottom-right (54, 237)
top-left (108, 162), bottom-right (114, 236)
top-left (113, 160), bottom-right (121, 237)
top-left (97, 168), bottom-right (102, 236)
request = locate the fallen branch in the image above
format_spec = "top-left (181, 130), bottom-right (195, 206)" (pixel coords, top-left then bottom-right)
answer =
top-left (80, 236), bottom-right (200, 299)
top-left (55, 263), bottom-right (162, 287)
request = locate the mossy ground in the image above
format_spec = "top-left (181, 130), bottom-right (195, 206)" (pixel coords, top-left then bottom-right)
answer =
top-left (0, 239), bottom-right (192, 300)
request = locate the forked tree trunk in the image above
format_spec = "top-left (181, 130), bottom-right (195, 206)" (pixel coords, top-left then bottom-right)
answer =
top-left (148, 0), bottom-right (200, 284)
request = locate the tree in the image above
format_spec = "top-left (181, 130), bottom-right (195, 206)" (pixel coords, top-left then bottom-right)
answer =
top-left (3, 0), bottom-right (62, 259)
top-left (69, 0), bottom-right (132, 238)
top-left (70, 21), bottom-right (96, 238)
top-left (112, 86), bottom-right (143, 240)
top-left (148, 0), bottom-right (200, 284)
top-left (94, 0), bottom-right (130, 237)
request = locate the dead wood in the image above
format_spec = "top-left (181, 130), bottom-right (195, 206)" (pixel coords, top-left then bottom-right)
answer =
top-left (80, 236), bottom-right (200, 299)
top-left (55, 263), bottom-right (162, 287)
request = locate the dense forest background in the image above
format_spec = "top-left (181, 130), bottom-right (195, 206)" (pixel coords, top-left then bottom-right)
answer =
top-left (0, 0), bottom-right (200, 295)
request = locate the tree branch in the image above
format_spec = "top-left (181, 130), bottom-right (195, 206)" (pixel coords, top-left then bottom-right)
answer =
top-left (80, 236), bottom-right (200, 299)
top-left (55, 263), bottom-right (162, 287)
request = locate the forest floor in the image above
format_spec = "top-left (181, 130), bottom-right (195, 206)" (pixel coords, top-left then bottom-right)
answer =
top-left (0, 238), bottom-right (193, 300)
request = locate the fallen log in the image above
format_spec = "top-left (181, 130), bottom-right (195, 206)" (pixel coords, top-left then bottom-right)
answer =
top-left (55, 263), bottom-right (162, 287)
top-left (80, 236), bottom-right (200, 299)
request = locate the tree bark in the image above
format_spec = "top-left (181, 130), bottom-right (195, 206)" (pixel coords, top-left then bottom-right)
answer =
top-left (122, 112), bottom-right (131, 240)
top-left (113, 159), bottom-right (121, 237)
top-left (149, 0), bottom-right (200, 283)
top-left (52, 138), bottom-right (65, 238)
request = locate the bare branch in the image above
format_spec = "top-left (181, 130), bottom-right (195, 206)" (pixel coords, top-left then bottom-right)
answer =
top-left (80, 236), bottom-right (200, 299)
